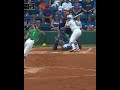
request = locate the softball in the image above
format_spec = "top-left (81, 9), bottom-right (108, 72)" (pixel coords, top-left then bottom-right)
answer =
top-left (42, 43), bottom-right (46, 46)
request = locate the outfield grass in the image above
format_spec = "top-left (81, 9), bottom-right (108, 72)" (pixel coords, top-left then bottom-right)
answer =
top-left (33, 44), bottom-right (96, 48)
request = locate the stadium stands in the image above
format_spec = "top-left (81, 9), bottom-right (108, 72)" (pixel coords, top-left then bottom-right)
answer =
top-left (40, 23), bottom-right (51, 31)
top-left (24, 0), bottom-right (96, 31)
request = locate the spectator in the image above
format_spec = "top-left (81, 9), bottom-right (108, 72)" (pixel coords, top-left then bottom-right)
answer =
top-left (45, 0), bottom-right (51, 5)
top-left (75, 16), bottom-right (82, 29)
top-left (28, 0), bottom-right (31, 3)
top-left (87, 15), bottom-right (96, 31)
top-left (28, 14), bottom-right (37, 27)
top-left (68, 8), bottom-right (75, 17)
top-left (39, 0), bottom-right (46, 14)
top-left (82, 0), bottom-right (94, 15)
top-left (51, 14), bottom-right (62, 32)
top-left (73, 0), bottom-right (82, 15)
top-left (51, 0), bottom-right (62, 8)
top-left (24, 0), bottom-right (31, 3)
top-left (65, 8), bottom-right (75, 19)
top-left (82, 0), bottom-right (86, 3)
top-left (56, 6), bottom-right (65, 22)
top-left (42, 4), bottom-right (53, 23)
top-left (93, 1), bottom-right (96, 9)
top-left (62, 0), bottom-right (72, 2)
top-left (62, 0), bottom-right (72, 17)
top-left (93, 9), bottom-right (96, 14)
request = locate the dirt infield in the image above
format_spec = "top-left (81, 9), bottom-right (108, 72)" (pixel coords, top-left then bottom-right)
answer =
top-left (24, 47), bottom-right (96, 90)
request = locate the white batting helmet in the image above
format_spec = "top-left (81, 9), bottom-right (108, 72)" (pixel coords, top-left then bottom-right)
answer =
top-left (67, 14), bottom-right (73, 19)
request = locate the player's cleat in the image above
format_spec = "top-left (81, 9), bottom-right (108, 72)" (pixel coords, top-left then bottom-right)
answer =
top-left (70, 49), bottom-right (76, 52)
top-left (24, 66), bottom-right (27, 69)
top-left (70, 49), bottom-right (80, 52)
top-left (75, 49), bottom-right (80, 52)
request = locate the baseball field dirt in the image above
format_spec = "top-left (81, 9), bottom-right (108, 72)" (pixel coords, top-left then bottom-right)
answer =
top-left (24, 47), bottom-right (96, 90)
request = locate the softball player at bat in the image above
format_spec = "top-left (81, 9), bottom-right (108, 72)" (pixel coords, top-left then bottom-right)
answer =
top-left (65, 14), bottom-right (82, 52)
top-left (24, 24), bottom-right (43, 69)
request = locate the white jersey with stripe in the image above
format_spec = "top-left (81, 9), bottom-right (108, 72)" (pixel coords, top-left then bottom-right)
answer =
top-left (65, 19), bottom-right (80, 32)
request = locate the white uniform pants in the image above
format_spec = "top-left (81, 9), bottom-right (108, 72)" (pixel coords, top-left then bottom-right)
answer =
top-left (69, 29), bottom-right (82, 50)
top-left (24, 38), bottom-right (35, 57)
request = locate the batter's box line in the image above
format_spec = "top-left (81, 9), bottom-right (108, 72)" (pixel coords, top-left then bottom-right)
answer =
top-left (31, 47), bottom-right (96, 50)
top-left (29, 49), bottom-right (96, 55)
top-left (40, 46), bottom-right (96, 49)
top-left (82, 48), bottom-right (92, 54)
top-left (24, 66), bottom-right (96, 71)
top-left (46, 66), bottom-right (96, 71)
top-left (62, 51), bottom-right (96, 55)
top-left (62, 48), bottom-right (95, 54)
top-left (24, 74), bottom-right (96, 80)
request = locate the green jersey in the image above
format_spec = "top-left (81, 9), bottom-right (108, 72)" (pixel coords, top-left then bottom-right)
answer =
top-left (61, 33), bottom-right (69, 41)
top-left (28, 29), bottom-right (41, 42)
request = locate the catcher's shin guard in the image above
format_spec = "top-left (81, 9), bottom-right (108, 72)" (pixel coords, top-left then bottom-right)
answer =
top-left (52, 37), bottom-right (59, 50)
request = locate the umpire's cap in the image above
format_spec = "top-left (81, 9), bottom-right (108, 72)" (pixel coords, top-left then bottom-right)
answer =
top-left (60, 27), bottom-right (65, 31)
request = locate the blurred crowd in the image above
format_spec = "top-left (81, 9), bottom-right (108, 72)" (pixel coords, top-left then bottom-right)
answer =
top-left (24, 0), bottom-right (96, 31)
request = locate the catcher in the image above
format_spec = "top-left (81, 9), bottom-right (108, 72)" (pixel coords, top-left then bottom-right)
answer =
top-left (52, 27), bottom-right (70, 50)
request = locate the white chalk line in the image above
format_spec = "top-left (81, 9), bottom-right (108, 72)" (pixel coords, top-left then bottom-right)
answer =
top-left (24, 66), bottom-right (96, 75)
top-left (29, 48), bottom-right (96, 55)
top-left (45, 66), bottom-right (96, 71)
top-left (25, 66), bottom-right (96, 72)
top-left (24, 74), bottom-right (96, 80)
top-left (24, 67), bottom-right (44, 74)
top-left (82, 48), bottom-right (92, 54)
top-left (32, 46), bottom-right (96, 49)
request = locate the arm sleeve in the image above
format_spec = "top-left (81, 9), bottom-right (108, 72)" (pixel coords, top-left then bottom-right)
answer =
top-left (65, 33), bottom-right (70, 41)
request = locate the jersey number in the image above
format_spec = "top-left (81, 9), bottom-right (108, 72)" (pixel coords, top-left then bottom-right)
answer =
top-left (33, 32), bottom-right (35, 36)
